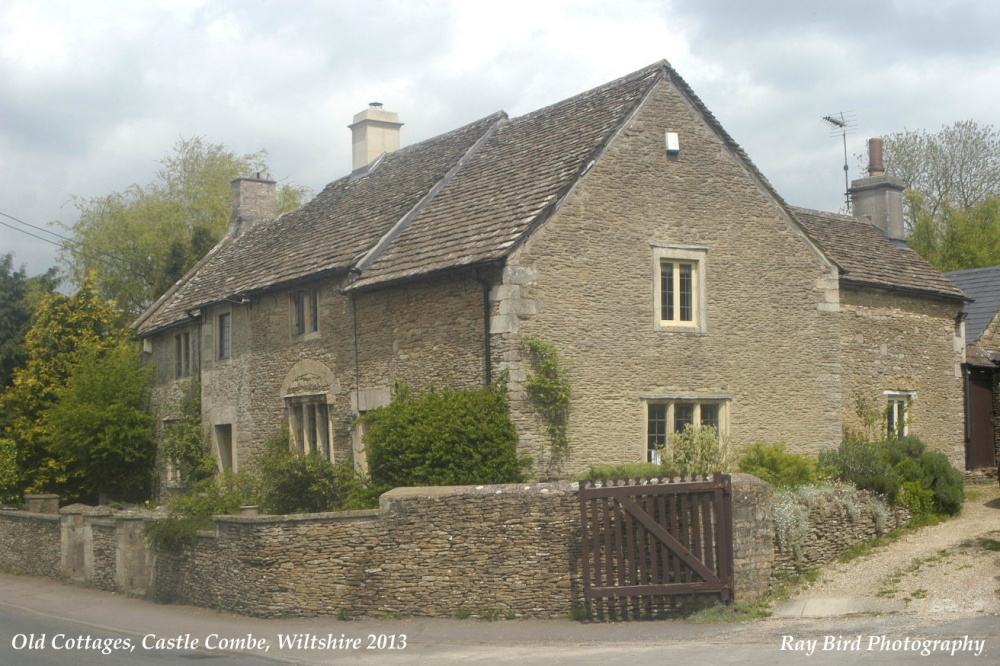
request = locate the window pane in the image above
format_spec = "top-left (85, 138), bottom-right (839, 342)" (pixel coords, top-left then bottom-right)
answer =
top-left (679, 263), bottom-right (693, 321)
top-left (218, 314), bottom-right (231, 360)
top-left (319, 404), bottom-right (330, 459)
top-left (307, 405), bottom-right (317, 453)
top-left (175, 335), bottom-right (182, 378)
top-left (309, 289), bottom-right (319, 333)
top-left (661, 262), bottom-right (674, 321)
top-left (674, 403), bottom-right (694, 432)
top-left (293, 404), bottom-right (304, 453)
top-left (701, 403), bottom-right (720, 431)
top-left (293, 292), bottom-right (305, 336)
top-left (182, 333), bottom-right (190, 377)
top-left (648, 403), bottom-right (667, 462)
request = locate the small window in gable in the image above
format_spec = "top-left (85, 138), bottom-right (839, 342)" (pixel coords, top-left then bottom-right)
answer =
top-left (652, 245), bottom-right (707, 332)
top-left (291, 288), bottom-right (320, 337)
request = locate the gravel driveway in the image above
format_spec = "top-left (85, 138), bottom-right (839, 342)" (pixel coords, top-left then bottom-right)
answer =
top-left (790, 484), bottom-right (1000, 619)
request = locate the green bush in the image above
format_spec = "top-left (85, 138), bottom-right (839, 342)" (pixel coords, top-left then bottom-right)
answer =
top-left (364, 383), bottom-right (527, 491)
top-left (145, 471), bottom-right (261, 552)
top-left (661, 425), bottom-right (731, 477)
top-left (257, 433), bottom-right (377, 514)
top-left (581, 462), bottom-right (662, 482)
top-left (818, 440), bottom-right (901, 503)
top-left (820, 436), bottom-right (964, 516)
top-left (899, 480), bottom-right (935, 518)
top-left (736, 443), bottom-right (819, 488)
top-left (917, 450), bottom-right (964, 515)
top-left (167, 471), bottom-right (260, 519)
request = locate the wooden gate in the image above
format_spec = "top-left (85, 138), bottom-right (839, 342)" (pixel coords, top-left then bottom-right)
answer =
top-left (579, 473), bottom-right (734, 619)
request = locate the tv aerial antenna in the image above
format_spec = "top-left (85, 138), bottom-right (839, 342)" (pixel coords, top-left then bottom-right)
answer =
top-left (822, 111), bottom-right (856, 211)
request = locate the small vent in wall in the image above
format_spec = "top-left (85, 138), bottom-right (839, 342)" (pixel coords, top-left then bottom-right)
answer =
top-left (665, 132), bottom-right (680, 155)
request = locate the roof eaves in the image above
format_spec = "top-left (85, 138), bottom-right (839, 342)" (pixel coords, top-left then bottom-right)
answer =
top-left (131, 231), bottom-right (237, 334)
top-left (840, 277), bottom-right (971, 303)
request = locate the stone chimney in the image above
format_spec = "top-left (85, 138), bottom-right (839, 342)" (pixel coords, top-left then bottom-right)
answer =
top-left (349, 102), bottom-right (403, 171)
top-left (230, 175), bottom-right (277, 237)
top-left (849, 137), bottom-right (906, 242)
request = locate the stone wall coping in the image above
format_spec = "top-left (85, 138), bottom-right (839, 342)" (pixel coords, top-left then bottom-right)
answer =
top-left (380, 481), bottom-right (579, 503)
top-left (59, 504), bottom-right (115, 516)
top-left (23, 494), bottom-right (60, 500)
top-left (0, 510), bottom-right (60, 522)
top-left (212, 508), bottom-right (380, 525)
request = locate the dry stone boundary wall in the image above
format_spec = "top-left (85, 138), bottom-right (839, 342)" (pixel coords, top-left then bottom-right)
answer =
top-left (0, 478), bottom-right (906, 619)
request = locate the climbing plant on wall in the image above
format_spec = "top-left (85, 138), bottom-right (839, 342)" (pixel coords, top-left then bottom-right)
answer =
top-left (521, 335), bottom-right (572, 453)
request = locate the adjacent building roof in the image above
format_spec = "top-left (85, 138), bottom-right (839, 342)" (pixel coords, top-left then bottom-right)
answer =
top-left (792, 207), bottom-right (967, 301)
top-left (946, 266), bottom-right (1000, 343)
top-left (134, 61), bottom-right (966, 337)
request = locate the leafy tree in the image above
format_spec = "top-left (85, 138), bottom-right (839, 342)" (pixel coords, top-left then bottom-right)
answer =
top-left (909, 196), bottom-right (1000, 271)
top-left (883, 120), bottom-right (1000, 226)
top-left (59, 137), bottom-right (311, 316)
top-left (882, 121), bottom-right (1000, 269)
top-left (0, 254), bottom-right (59, 391)
top-left (44, 340), bottom-right (156, 503)
top-left (0, 274), bottom-right (128, 497)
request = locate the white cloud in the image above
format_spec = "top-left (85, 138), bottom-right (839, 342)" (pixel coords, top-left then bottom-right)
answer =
top-left (1, 0), bottom-right (999, 276)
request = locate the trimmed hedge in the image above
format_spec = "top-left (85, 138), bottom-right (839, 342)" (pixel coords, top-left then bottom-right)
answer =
top-left (363, 383), bottom-right (528, 492)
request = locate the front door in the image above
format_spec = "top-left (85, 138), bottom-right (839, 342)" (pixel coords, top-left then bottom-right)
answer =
top-left (967, 367), bottom-right (996, 470)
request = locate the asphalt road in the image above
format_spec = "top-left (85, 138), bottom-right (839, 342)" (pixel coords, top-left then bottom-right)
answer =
top-left (0, 572), bottom-right (995, 665)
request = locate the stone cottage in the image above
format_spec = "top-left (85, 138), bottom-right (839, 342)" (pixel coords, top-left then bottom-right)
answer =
top-left (133, 61), bottom-right (969, 482)
top-left (945, 266), bottom-right (1000, 473)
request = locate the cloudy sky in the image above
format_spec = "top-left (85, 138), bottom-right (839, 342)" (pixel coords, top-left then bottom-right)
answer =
top-left (3, 0), bottom-right (1000, 277)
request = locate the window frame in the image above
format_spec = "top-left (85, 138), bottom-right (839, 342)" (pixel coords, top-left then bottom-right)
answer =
top-left (217, 312), bottom-right (232, 361)
top-left (291, 287), bottom-right (320, 338)
top-left (174, 331), bottom-right (191, 379)
top-left (643, 394), bottom-right (731, 464)
top-left (286, 394), bottom-right (331, 459)
top-left (884, 390), bottom-right (914, 437)
top-left (651, 244), bottom-right (707, 332)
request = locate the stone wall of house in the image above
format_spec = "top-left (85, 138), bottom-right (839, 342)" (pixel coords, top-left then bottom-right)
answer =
top-left (497, 75), bottom-right (845, 476)
top-left (838, 287), bottom-right (966, 466)
top-left (145, 270), bottom-right (493, 477)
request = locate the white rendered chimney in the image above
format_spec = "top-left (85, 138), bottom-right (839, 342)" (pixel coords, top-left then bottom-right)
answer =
top-left (349, 102), bottom-right (403, 171)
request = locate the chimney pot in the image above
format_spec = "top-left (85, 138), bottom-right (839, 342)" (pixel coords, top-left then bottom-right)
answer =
top-left (868, 137), bottom-right (886, 176)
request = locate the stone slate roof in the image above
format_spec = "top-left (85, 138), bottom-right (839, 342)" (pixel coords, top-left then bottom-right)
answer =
top-left (134, 60), bottom-right (965, 336)
top-left (792, 207), bottom-right (967, 301)
top-left (347, 64), bottom-right (663, 289)
top-left (134, 112), bottom-right (506, 335)
top-left (946, 266), bottom-right (1000, 343)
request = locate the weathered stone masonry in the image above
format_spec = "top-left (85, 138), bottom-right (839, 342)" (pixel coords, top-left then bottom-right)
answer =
top-left (1, 478), bottom-right (778, 618)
